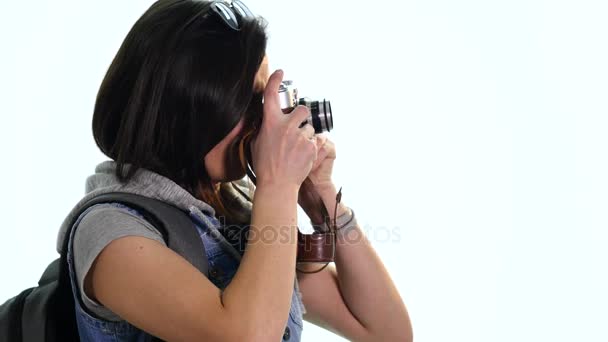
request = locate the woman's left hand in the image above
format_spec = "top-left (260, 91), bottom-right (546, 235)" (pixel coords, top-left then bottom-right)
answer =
top-left (297, 134), bottom-right (348, 226)
top-left (308, 134), bottom-right (336, 190)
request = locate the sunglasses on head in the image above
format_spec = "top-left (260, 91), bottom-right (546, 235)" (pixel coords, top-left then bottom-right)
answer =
top-left (210, 0), bottom-right (255, 31)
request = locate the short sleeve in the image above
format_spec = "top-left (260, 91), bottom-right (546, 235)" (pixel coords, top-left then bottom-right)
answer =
top-left (72, 203), bottom-right (166, 322)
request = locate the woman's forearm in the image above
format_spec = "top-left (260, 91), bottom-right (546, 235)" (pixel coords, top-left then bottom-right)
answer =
top-left (317, 185), bottom-right (413, 341)
top-left (333, 222), bottom-right (413, 341)
top-left (222, 184), bottom-right (299, 340)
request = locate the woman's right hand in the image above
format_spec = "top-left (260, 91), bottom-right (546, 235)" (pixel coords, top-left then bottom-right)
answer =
top-left (250, 70), bottom-right (318, 190)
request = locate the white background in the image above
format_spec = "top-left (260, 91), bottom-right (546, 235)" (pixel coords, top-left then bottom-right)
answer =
top-left (1, 0), bottom-right (607, 341)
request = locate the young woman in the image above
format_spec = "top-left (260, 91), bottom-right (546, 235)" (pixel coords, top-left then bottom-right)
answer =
top-left (56, 0), bottom-right (412, 340)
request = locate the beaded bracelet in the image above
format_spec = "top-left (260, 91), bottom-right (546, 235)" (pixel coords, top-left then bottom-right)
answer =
top-left (335, 208), bottom-right (357, 235)
top-left (311, 207), bottom-right (357, 235)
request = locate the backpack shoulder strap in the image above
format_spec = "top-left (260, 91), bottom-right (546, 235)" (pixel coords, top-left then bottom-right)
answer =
top-left (63, 192), bottom-right (209, 277)
top-left (4, 192), bottom-right (209, 342)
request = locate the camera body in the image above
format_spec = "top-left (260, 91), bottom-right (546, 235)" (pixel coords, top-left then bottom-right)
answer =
top-left (278, 80), bottom-right (333, 134)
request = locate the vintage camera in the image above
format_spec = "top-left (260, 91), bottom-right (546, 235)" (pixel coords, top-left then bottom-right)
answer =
top-left (277, 80), bottom-right (333, 134)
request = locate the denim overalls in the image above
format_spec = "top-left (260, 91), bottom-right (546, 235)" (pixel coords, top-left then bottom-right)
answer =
top-left (66, 202), bottom-right (304, 341)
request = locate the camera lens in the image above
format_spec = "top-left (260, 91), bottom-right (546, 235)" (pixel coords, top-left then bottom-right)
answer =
top-left (299, 98), bottom-right (333, 134)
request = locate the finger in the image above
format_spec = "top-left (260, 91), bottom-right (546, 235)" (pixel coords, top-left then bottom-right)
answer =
top-left (315, 134), bottom-right (328, 149)
top-left (317, 137), bottom-right (329, 155)
top-left (323, 138), bottom-right (337, 158)
top-left (288, 105), bottom-right (312, 128)
top-left (262, 69), bottom-right (284, 117)
top-left (308, 136), bottom-right (318, 161)
top-left (314, 143), bottom-right (330, 168)
top-left (301, 123), bottom-right (315, 140)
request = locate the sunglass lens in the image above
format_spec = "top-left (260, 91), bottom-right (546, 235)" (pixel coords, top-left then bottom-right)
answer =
top-left (211, 2), bottom-right (239, 30)
top-left (232, 0), bottom-right (254, 19)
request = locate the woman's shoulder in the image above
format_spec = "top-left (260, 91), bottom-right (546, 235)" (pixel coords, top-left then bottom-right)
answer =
top-left (74, 202), bottom-right (166, 247)
top-left (70, 202), bottom-right (168, 322)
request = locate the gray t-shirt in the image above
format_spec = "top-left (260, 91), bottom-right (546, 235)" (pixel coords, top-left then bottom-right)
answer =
top-left (72, 203), bottom-right (166, 322)
top-left (57, 161), bottom-right (256, 322)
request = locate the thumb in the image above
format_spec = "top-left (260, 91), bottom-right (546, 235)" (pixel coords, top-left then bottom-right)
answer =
top-left (262, 69), bottom-right (284, 119)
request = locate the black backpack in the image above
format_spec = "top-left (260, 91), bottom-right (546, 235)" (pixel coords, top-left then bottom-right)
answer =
top-left (0, 192), bottom-right (209, 341)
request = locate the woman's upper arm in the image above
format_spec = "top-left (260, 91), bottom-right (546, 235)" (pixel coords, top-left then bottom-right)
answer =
top-left (88, 235), bottom-right (240, 341)
top-left (73, 206), bottom-right (244, 341)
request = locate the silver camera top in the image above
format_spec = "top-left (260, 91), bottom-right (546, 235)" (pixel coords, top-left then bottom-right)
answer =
top-left (277, 80), bottom-right (333, 134)
top-left (278, 80), bottom-right (299, 110)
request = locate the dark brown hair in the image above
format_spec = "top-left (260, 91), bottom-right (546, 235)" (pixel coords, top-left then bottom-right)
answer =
top-left (92, 0), bottom-right (267, 220)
